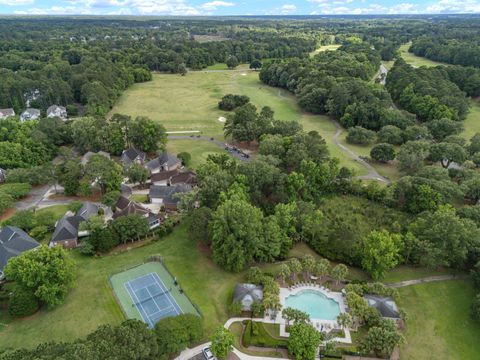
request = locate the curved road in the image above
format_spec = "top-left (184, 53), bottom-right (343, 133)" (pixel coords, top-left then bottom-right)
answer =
top-left (277, 89), bottom-right (390, 183)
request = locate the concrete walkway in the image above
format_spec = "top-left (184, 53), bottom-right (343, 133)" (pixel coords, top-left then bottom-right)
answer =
top-left (387, 274), bottom-right (469, 288)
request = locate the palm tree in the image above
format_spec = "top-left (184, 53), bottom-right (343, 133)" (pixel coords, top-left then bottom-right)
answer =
top-left (301, 254), bottom-right (316, 279)
top-left (315, 258), bottom-right (330, 283)
top-left (337, 313), bottom-right (353, 330)
top-left (331, 264), bottom-right (348, 287)
top-left (278, 263), bottom-right (291, 286)
top-left (288, 258), bottom-right (302, 282)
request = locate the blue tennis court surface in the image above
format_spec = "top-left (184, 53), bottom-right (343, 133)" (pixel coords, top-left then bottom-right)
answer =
top-left (124, 272), bottom-right (182, 328)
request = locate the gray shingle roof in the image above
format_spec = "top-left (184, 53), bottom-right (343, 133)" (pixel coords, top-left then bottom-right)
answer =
top-left (149, 184), bottom-right (192, 204)
top-left (76, 202), bottom-right (99, 221)
top-left (145, 153), bottom-right (181, 171)
top-left (233, 283), bottom-right (263, 303)
top-left (0, 226), bottom-right (40, 272)
top-left (47, 105), bottom-right (67, 119)
top-left (51, 215), bottom-right (82, 243)
top-left (0, 108), bottom-right (15, 119)
top-left (121, 148), bottom-right (146, 166)
top-left (364, 295), bottom-right (400, 319)
top-left (20, 108), bottom-right (41, 121)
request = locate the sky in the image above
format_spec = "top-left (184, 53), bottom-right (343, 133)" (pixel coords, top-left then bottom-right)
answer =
top-left (1, 0), bottom-right (480, 16)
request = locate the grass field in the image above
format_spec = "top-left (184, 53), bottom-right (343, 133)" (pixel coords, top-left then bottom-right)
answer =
top-left (310, 44), bottom-right (341, 57)
top-left (166, 139), bottom-right (227, 170)
top-left (399, 43), bottom-right (446, 68)
top-left (398, 280), bottom-right (480, 360)
top-left (461, 99), bottom-right (480, 141)
top-left (111, 71), bottom-right (369, 176)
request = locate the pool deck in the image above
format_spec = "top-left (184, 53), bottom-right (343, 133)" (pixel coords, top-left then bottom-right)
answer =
top-left (264, 285), bottom-right (352, 344)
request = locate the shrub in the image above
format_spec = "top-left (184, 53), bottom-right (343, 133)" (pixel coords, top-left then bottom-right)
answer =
top-left (5, 166), bottom-right (53, 186)
top-left (68, 201), bottom-right (83, 213)
top-left (177, 152), bottom-right (191, 167)
top-left (346, 126), bottom-right (376, 145)
top-left (377, 125), bottom-right (404, 145)
top-left (218, 94), bottom-right (250, 111)
top-left (370, 143), bottom-right (396, 162)
top-left (228, 301), bottom-right (242, 316)
top-left (8, 285), bottom-right (40, 317)
top-left (0, 191), bottom-right (13, 214)
top-left (0, 183), bottom-right (32, 199)
top-left (155, 314), bottom-right (203, 357)
top-left (472, 294), bottom-right (480, 321)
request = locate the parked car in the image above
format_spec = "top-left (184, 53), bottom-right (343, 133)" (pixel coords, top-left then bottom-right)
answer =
top-left (202, 346), bottom-right (216, 360)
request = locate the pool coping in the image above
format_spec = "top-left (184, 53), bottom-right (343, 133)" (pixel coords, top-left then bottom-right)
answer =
top-left (263, 285), bottom-right (352, 344)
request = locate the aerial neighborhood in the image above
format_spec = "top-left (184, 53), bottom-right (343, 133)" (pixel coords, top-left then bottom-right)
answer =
top-left (1, 13), bottom-right (480, 360)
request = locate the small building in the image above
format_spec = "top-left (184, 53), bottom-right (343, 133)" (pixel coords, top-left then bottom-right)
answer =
top-left (150, 169), bottom-right (179, 186)
top-left (20, 108), bottom-right (41, 122)
top-left (233, 283), bottom-right (263, 312)
top-left (364, 295), bottom-right (401, 321)
top-left (81, 151), bottom-right (111, 166)
top-left (0, 108), bottom-right (15, 120)
top-left (121, 148), bottom-right (146, 168)
top-left (0, 167), bottom-right (6, 183)
top-left (50, 203), bottom-right (100, 248)
top-left (121, 184), bottom-right (133, 197)
top-left (170, 171), bottom-right (196, 186)
top-left (114, 196), bottom-right (161, 229)
top-left (47, 105), bottom-right (67, 120)
top-left (145, 153), bottom-right (181, 174)
top-left (0, 226), bottom-right (40, 279)
top-left (50, 213), bottom-right (83, 249)
top-left (148, 184), bottom-right (192, 211)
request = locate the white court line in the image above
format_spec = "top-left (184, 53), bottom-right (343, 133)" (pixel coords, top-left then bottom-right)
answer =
top-left (148, 273), bottom-right (179, 316)
top-left (151, 272), bottom-right (183, 315)
top-left (124, 280), bottom-right (153, 328)
top-left (148, 305), bottom-right (176, 319)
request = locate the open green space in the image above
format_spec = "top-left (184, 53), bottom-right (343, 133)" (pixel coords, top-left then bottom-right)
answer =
top-left (398, 280), bottom-right (480, 360)
top-left (110, 261), bottom-right (199, 323)
top-left (229, 322), bottom-right (285, 358)
top-left (399, 43), bottom-right (446, 68)
top-left (35, 204), bottom-right (70, 219)
top-left (166, 139), bottom-right (226, 170)
top-left (461, 99), bottom-right (480, 141)
top-left (111, 71), bottom-right (369, 176)
top-left (310, 44), bottom-right (341, 57)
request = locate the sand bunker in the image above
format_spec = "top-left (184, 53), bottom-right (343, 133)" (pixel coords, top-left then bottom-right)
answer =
top-left (241, 73), bottom-right (247, 76)
top-left (218, 116), bottom-right (226, 123)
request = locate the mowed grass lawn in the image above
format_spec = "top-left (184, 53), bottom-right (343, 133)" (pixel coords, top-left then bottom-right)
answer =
top-left (167, 139), bottom-right (227, 170)
top-left (461, 99), bottom-right (480, 141)
top-left (399, 43), bottom-right (446, 68)
top-left (0, 224), bottom-right (242, 349)
top-left (398, 280), bottom-right (480, 360)
top-left (111, 70), bottom-right (368, 175)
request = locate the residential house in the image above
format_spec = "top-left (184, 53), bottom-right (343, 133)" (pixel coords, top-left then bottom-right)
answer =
top-left (0, 108), bottom-right (15, 120)
top-left (50, 213), bottom-right (83, 249)
top-left (114, 196), bottom-right (161, 229)
top-left (233, 283), bottom-right (263, 311)
top-left (0, 168), bottom-right (6, 183)
top-left (47, 105), bottom-right (67, 120)
top-left (145, 153), bottom-right (181, 174)
top-left (364, 295), bottom-right (401, 321)
top-left (148, 184), bottom-right (192, 211)
top-left (121, 148), bottom-right (146, 168)
top-left (81, 151), bottom-right (111, 166)
top-left (0, 226), bottom-right (40, 279)
top-left (170, 171), bottom-right (196, 186)
top-left (150, 169), bottom-right (179, 186)
top-left (20, 108), bottom-right (41, 122)
top-left (50, 202), bottom-right (100, 248)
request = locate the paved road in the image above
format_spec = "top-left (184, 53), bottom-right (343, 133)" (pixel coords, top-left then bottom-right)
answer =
top-left (331, 120), bottom-right (390, 184)
top-left (168, 135), bottom-right (251, 162)
top-left (276, 89), bottom-right (390, 183)
top-left (15, 185), bottom-right (50, 210)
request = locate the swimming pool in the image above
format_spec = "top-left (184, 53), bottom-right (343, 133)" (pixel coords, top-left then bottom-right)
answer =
top-left (285, 289), bottom-right (341, 320)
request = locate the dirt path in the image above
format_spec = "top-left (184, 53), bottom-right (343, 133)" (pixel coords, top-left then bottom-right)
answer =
top-left (387, 274), bottom-right (469, 288)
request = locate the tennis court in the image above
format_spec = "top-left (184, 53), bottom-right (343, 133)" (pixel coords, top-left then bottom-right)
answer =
top-left (111, 261), bottom-right (200, 328)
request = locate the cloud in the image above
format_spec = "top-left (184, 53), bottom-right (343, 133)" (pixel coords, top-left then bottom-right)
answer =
top-left (0, 0), bottom-right (34, 5)
top-left (281, 4), bottom-right (297, 12)
top-left (200, 1), bottom-right (235, 11)
top-left (425, 0), bottom-right (480, 13)
top-left (15, 6), bottom-right (93, 14)
top-left (122, 0), bottom-right (201, 15)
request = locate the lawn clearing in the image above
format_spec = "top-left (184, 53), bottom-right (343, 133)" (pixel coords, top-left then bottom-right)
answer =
top-left (461, 99), bottom-right (480, 141)
top-left (310, 44), bottom-right (341, 57)
top-left (397, 280), bottom-right (480, 360)
top-left (129, 194), bottom-right (148, 203)
top-left (111, 71), bottom-right (369, 176)
top-left (166, 138), bottom-right (226, 170)
top-left (399, 43), bottom-right (446, 68)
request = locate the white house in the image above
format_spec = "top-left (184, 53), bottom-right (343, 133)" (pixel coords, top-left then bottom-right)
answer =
top-left (0, 108), bottom-right (15, 120)
top-left (47, 105), bottom-right (67, 120)
top-left (20, 108), bottom-right (41, 122)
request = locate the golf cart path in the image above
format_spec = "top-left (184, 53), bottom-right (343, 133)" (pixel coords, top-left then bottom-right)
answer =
top-left (275, 88), bottom-right (390, 184)
top-left (387, 274), bottom-right (469, 288)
